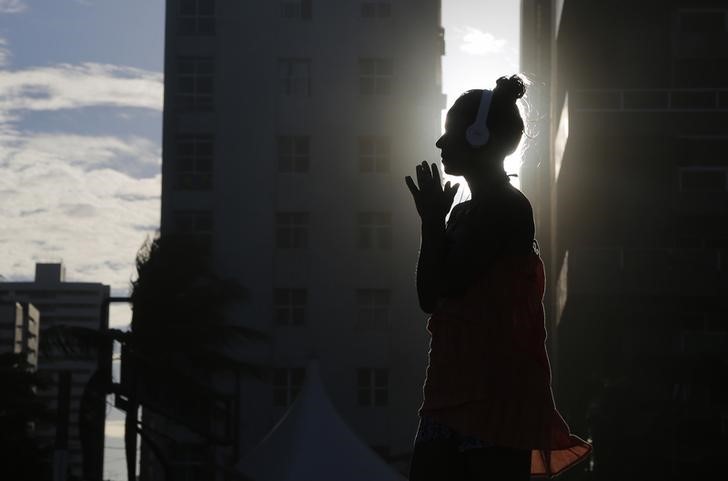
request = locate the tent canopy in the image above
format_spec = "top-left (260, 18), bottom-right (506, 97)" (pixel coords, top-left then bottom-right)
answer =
top-left (237, 359), bottom-right (407, 481)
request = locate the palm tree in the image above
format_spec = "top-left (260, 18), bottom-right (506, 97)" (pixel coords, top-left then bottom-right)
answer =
top-left (124, 232), bottom-right (268, 481)
top-left (42, 232), bottom-right (267, 481)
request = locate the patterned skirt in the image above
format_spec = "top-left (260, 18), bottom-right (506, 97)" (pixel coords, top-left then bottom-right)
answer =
top-left (414, 414), bottom-right (493, 452)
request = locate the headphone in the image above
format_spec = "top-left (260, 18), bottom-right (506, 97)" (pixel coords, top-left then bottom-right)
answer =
top-left (465, 89), bottom-right (493, 147)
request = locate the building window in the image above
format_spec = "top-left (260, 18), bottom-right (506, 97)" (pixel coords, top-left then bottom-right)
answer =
top-left (278, 136), bottom-right (310, 173)
top-left (357, 212), bottom-right (391, 249)
top-left (356, 289), bottom-right (390, 329)
top-left (357, 368), bottom-right (388, 406)
top-left (679, 167), bottom-right (728, 192)
top-left (673, 9), bottom-right (728, 87)
top-left (273, 289), bottom-right (307, 326)
top-left (272, 367), bottom-right (305, 406)
top-left (178, 0), bottom-right (215, 35)
top-left (173, 210), bottom-right (214, 251)
top-left (678, 9), bottom-right (727, 33)
top-left (171, 444), bottom-right (206, 481)
top-left (281, 0), bottom-right (312, 19)
top-left (675, 214), bottom-right (728, 248)
top-left (177, 57), bottom-right (214, 111)
top-left (279, 58), bottom-right (311, 96)
top-left (361, 2), bottom-right (391, 18)
top-left (359, 58), bottom-right (392, 95)
top-left (276, 212), bottom-right (309, 248)
top-left (174, 134), bottom-right (213, 190)
top-left (358, 136), bottom-right (390, 173)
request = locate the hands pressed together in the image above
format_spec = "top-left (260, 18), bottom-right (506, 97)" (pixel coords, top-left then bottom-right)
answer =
top-left (405, 161), bottom-right (460, 225)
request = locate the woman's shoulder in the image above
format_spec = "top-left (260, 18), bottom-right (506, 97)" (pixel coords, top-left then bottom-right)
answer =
top-left (470, 184), bottom-right (533, 217)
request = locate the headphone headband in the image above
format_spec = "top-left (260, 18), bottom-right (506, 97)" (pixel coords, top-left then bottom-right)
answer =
top-left (465, 89), bottom-right (493, 147)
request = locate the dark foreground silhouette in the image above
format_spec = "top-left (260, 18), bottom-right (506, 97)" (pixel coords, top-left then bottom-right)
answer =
top-left (405, 75), bottom-right (591, 479)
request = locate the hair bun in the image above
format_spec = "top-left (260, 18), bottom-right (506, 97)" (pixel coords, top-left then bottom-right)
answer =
top-left (494, 75), bottom-right (525, 102)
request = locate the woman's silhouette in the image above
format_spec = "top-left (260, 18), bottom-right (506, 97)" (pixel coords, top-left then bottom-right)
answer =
top-left (405, 76), bottom-right (591, 480)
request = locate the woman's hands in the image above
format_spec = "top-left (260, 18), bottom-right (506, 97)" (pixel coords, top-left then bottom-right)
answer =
top-left (405, 161), bottom-right (460, 224)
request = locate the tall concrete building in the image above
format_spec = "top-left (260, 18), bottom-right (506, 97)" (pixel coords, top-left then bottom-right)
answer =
top-left (521, 1), bottom-right (728, 479)
top-left (0, 263), bottom-right (111, 481)
top-left (0, 300), bottom-right (40, 369)
top-left (150, 0), bottom-right (445, 478)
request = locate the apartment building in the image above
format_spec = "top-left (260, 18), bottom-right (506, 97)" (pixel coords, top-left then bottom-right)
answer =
top-left (0, 263), bottom-right (111, 481)
top-left (521, 1), bottom-right (728, 478)
top-left (146, 0), bottom-right (446, 478)
top-left (0, 300), bottom-right (39, 368)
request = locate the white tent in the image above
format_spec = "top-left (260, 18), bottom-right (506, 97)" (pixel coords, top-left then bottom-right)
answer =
top-left (237, 359), bottom-right (408, 481)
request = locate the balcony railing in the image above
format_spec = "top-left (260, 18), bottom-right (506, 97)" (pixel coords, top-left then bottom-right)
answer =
top-left (573, 89), bottom-right (728, 112)
top-left (565, 247), bottom-right (728, 295)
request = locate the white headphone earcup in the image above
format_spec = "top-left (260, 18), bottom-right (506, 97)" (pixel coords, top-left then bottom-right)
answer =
top-left (466, 124), bottom-right (490, 147)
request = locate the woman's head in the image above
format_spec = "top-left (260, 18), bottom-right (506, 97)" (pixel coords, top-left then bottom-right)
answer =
top-left (437, 75), bottom-right (526, 177)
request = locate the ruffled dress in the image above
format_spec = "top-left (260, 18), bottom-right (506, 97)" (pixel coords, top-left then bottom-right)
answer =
top-left (417, 197), bottom-right (592, 477)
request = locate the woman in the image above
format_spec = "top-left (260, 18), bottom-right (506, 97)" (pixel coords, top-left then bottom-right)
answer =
top-left (405, 75), bottom-right (591, 480)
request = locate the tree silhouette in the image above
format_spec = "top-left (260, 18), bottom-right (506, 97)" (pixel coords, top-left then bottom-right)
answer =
top-left (41, 233), bottom-right (268, 481)
top-left (124, 232), bottom-right (268, 480)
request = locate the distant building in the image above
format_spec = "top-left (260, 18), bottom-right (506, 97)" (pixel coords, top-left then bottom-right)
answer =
top-left (147, 0), bottom-right (446, 478)
top-left (521, 1), bottom-right (728, 479)
top-left (0, 301), bottom-right (40, 369)
top-left (0, 263), bottom-right (111, 481)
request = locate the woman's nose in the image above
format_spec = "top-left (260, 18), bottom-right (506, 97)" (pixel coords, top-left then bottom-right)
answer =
top-left (435, 135), bottom-right (444, 149)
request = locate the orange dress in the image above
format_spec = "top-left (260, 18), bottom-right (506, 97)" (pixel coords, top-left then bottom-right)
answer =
top-left (418, 252), bottom-right (592, 477)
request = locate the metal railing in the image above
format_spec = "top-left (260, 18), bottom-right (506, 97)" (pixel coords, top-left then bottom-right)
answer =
top-left (573, 88), bottom-right (728, 112)
top-left (565, 247), bottom-right (728, 294)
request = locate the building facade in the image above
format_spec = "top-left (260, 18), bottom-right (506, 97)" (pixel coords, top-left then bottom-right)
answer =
top-left (0, 263), bottom-right (111, 481)
top-left (521, 1), bottom-right (728, 479)
top-left (0, 300), bottom-right (39, 369)
top-left (149, 0), bottom-right (445, 478)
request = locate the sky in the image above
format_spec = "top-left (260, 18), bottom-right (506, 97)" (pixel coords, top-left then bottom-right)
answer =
top-left (0, 1), bottom-right (519, 479)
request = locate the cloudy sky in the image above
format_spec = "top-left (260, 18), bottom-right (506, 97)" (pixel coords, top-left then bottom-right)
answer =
top-left (0, 1), bottom-right (518, 478)
top-left (0, 0), bottom-right (164, 311)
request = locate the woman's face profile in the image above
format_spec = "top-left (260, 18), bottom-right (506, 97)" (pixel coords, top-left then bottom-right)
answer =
top-left (436, 107), bottom-right (475, 177)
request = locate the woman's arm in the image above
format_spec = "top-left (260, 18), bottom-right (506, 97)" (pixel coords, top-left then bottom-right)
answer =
top-left (416, 218), bottom-right (447, 314)
top-left (405, 161), bottom-right (459, 314)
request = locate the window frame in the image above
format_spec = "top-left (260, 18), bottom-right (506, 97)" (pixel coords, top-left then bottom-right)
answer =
top-left (356, 288), bottom-right (391, 329)
top-left (678, 166), bottom-right (728, 192)
top-left (177, 56), bottom-right (215, 112)
top-left (276, 212), bottom-right (310, 249)
top-left (361, 2), bottom-right (391, 19)
top-left (356, 368), bottom-right (389, 406)
top-left (277, 135), bottom-right (311, 173)
top-left (273, 288), bottom-right (307, 326)
top-left (174, 133), bottom-right (214, 190)
top-left (172, 209), bottom-right (214, 252)
top-left (357, 211), bottom-right (392, 249)
top-left (178, 0), bottom-right (216, 36)
top-left (280, 0), bottom-right (312, 19)
top-left (278, 58), bottom-right (312, 96)
top-left (358, 135), bottom-right (391, 173)
top-left (359, 57), bottom-right (393, 96)
top-left (272, 367), bottom-right (305, 407)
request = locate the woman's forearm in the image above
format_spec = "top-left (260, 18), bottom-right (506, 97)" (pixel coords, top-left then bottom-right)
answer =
top-left (416, 218), bottom-right (446, 314)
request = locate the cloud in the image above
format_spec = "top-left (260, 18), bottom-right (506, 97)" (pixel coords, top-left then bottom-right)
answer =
top-left (0, 134), bottom-right (161, 293)
top-left (458, 27), bottom-right (507, 56)
top-left (0, 63), bottom-right (163, 297)
top-left (0, 63), bottom-right (163, 113)
top-left (0, 55), bottom-right (164, 328)
top-left (9, 133), bottom-right (162, 178)
top-left (0, 0), bottom-right (26, 14)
